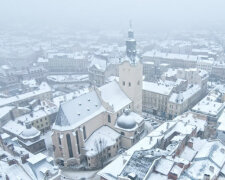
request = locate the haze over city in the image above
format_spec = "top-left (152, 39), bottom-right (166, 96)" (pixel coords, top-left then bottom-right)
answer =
top-left (0, 1), bottom-right (225, 180)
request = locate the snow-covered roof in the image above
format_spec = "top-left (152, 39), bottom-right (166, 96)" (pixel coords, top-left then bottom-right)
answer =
top-left (169, 85), bottom-right (201, 104)
top-left (15, 106), bottom-right (57, 123)
top-left (147, 172), bottom-right (167, 180)
top-left (98, 81), bottom-right (132, 112)
top-left (179, 146), bottom-right (197, 161)
top-left (0, 106), bottom-right (14, 119)
top-left (142, 51), bottom-right (198, 62)
top-left (53, 88), bottom-right (89, 108)
top-left (89, 57), bottom-right (107, 71)
top-left (155, 158), bottom-right (174, 175)
top-left (116, 111), bottom-right (143, 130)
top-left (2, 120), bottom-right (40, 140)
top-left (173, 112), bottom-right (206, 132)
top-left (143, 81), bottom-right (173, 95)
top-left (0, 82), bottom-right (51, 107)
top-left (27, 153), bottom-right (46, 165)
top-left (195, 140), bottom-right (225, 168)
top-left (53, 90), bottom-right (105, 131)
top-left (192, 94), bottom-right (224, 117)
top-left (98, 121), bottom-right (188, 179)
top-left (185, 159), bottom-right (220, 179)
top-left (85, 126), bottom-right (120, 157)
top-left (218, 110), bottom-right (225, 131)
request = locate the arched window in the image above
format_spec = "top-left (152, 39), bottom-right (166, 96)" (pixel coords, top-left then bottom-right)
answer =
top-left (108, 115), bottom-right (111, 123)
top-left (66, 134), bottom-right (73, 158)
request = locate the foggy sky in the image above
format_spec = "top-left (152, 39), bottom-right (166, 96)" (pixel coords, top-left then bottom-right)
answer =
top-left (0, 0), bottom-right (225, 33)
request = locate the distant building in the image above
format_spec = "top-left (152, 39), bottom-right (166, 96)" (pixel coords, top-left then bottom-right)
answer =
top-left (38, 53), bottom-right (89, 74)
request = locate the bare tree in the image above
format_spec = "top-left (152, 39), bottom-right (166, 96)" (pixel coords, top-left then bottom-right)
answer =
top-left (94, 138), bottom-right (107, 168)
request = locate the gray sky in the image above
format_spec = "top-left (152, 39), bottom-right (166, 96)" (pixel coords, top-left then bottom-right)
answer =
top-left (0, 0), bottom-right (225, 32)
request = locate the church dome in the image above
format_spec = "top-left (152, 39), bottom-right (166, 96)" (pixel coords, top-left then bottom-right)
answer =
top-left (117, 110), bottom-right (136, 129)
top-left (21, 126), bottom-right (40, 139)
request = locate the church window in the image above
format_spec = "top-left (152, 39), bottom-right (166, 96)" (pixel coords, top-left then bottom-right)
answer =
top-left (123, 81), bottom-right (125, 86)
top-left (66, 134), bottom-right (73, 158)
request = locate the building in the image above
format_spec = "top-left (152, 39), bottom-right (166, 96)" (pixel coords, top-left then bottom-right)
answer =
top-left (2, 121), bottom-right (46, 154)
top-left (192, 90), bottom-right (225, 138)
top-left (38, 52), bottom-right (89, 74)
top-left (88, 56), bottom-right (118, 87)
top-left (15, 105), bottom-right (58, 133)
top-left (142, 51), bottom-right (198, 68)
top-left (98, 116), bottom-right (225, 180)
top-left (51, 26), bottom-right (144, 169)
top-left (98, 119), bottom-right (199, 180)
top-left (0, 82), bottom-right (52, 108)
top-left (167, 84), bottom-right (202, 119)
top-left (142, 81), bottom-right (173, 116)
top-left (0, 147), bottom-right (60, 180)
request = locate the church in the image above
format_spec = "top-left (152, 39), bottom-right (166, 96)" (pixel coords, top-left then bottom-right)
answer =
top-left (51, 25), bottom-right (145, 169)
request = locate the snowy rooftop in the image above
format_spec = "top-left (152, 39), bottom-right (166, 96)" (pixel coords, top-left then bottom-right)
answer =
top-left (0, 106), bottom-right (14, 119)
top-left (89, 56), bottom-right (107, 71)
top-left (185, 159), bottom-right (220, 179)
top-left (2, 120), bottom-right (41, 140)
top-left (173, 112), bottom-right (206, 132)
top-left (169, 85), bottom-right (201, 104)
top-left (85, 126), bottom-right (120, 157)
top-left (142, 51), bottom-right (199, 62)
top-left (116, 111), bottom-right (143, 131)
top-left (155, 158), bottom-right (174, 175)
top-left (53, 88), bottom-right (89, 108)
top-left (0, 82), bottom-right (51, 107)
top-left (98, 81), bottom-right (132, 112)
top-left (47, 74), bottom-right (88, 83)
top-left (98, 121), bottom-right (190, 179)
top-left (15, 106), bottom-right (57, 123)
top-left (192, 94), bottom-right (224, 117)
top-left (195, 140), bottom-right (225, 168)
top-left (27, 153), bottom-right (46, 165)
top-left (143, 81), bottom-right (173, 95)
top-left (53, 90), bottom-right (105, 131)
top-left (218, 110), bottom-right (225, 131)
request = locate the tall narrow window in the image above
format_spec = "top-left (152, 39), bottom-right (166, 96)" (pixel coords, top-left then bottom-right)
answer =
top-left (108, 115), bottom-right (111, 123)
top-left (66, 134), bottom-right (73, 158)
top-left (58, 137), bottom-right (61, 145)
top-left (123, 81), bottom-right (125, 86)
top-left (83, 126), bottom-right (86, 140)
top-left (76, 131), bottom-right (80, 154)
top-left (129, 82), bottom-right (131, 87)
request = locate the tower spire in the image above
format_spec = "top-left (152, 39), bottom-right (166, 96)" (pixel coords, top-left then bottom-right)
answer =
top-left (126, 21), bottom-right (136, 63)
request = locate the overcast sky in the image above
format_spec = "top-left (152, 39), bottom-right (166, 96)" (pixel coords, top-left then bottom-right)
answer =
top-left (0, 0), bottom-right (225, 33)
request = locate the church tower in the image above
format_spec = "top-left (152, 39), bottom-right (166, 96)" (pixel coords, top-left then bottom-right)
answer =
top-left (119, 23), bottom-right (143, 114)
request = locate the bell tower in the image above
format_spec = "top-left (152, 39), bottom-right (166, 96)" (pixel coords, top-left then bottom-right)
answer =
top-left (119, 23), bottom-right (142, 114)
